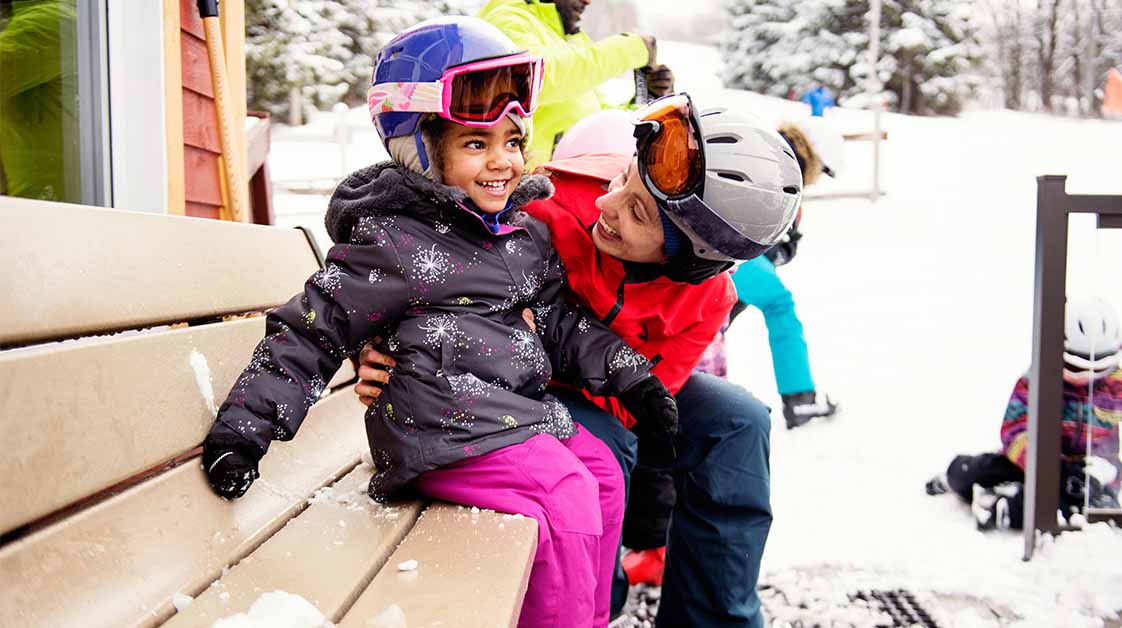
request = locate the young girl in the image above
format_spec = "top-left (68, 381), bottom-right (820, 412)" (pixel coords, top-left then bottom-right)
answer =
top-left (201, 17), bottom-right (677, 628)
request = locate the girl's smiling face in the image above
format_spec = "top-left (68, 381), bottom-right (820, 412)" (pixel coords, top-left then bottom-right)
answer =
top-left (440, 117), bottom-right (525, 214)
top-left (591, 158), bottom-right (667, 263)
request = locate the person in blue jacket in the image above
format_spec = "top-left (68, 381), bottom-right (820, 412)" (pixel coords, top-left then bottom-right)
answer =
top-left (696, 116), bottom-right (844, 429)
top-left (800, 85), bottom-right (836, 117)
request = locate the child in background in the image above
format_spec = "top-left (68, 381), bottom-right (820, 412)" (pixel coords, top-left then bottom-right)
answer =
top-left (201, 17), bottom-right (678, 628)
top-left (927, 296), bottom-right (1122, 530)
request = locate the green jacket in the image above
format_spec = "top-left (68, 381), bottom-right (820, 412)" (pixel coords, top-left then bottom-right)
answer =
top-left (477, 0), bottom-right (649, 166)
top-left (0, 0), bottom-right (79, 202)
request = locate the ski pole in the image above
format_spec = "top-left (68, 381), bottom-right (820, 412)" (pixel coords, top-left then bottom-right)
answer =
top-left (197, 0), bottom-right (248, 222)
top-left (634, 68), bottom-right (650, 107)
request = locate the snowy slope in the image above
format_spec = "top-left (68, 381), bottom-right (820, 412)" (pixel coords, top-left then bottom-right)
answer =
top-left (269, 40), bottom-right (1122, 626)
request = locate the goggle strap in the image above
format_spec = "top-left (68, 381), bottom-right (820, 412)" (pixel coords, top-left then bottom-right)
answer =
top-left (368, 81), bottom-right (445, 115)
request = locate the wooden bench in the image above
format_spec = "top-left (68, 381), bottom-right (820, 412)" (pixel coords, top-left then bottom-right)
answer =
top-left (0, 197), bottom-right (536, 628)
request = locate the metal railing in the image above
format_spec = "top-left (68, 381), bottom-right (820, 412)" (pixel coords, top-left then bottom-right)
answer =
top-left (1024, 175), bottom-right (1122, 560)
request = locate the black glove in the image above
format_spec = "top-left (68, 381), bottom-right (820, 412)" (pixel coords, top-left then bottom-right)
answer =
top-left (643, 64), bottom-right (675, 99)
top-left (619, 376), bottom-right (679, 469)
top-left (1059, 458), bottom-right (1087, 518)
top-left (764, 226), bottom-right (802, 267)
top-left (203, 433), bottom-right (262, 500)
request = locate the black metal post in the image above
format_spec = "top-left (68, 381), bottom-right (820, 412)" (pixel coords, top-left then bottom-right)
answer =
top-left (1024, 175), bottom-right (1069, 560)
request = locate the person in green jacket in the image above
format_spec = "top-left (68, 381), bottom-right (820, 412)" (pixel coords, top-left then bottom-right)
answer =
top-left (0, 0), bottom-right (80, 203)
top-left (477, 0), bottom-right (673, 165)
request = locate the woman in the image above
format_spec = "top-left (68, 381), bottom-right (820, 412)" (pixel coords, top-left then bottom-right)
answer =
top-left (354, 95), bottom-right (803, 628)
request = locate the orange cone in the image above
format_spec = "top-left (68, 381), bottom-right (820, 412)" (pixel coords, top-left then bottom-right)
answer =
top-left (1103, 68), bottom-right (1122, 117)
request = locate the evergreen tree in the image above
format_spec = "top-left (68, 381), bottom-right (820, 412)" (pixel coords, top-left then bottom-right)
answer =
top-left (246, 0), bottom-right (483, 122)
top-left (721, 0), bottom-right (982, 115)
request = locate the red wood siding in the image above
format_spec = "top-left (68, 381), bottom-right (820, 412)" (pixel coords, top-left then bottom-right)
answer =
top-left (180, 0), bottom-right (222, 219)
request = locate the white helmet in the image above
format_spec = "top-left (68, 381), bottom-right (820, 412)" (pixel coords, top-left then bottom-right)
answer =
top-left (792, 116), bottom-right (846, 178)
top-left (1063, 296), bottom-right (1122, 385)
top-left (553, 109), bottom-right (637, 160)
top-left (671, 106), bottom-right (803, 263)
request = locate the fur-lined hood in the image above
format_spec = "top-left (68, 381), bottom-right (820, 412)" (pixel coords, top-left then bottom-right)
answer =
top-left (777, 123), bottom-right (822, 186)
top-left (325, 161), bottom-right (554, 244)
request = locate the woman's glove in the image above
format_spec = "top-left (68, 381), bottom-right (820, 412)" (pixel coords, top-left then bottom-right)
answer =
top-left (619, 376), bottom-right (679, 469)
top-left (202, 433), bottom-right (262, 500)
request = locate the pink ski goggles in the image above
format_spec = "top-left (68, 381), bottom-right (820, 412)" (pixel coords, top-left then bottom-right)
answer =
top-left (368, 52), bottom-right (544, 128)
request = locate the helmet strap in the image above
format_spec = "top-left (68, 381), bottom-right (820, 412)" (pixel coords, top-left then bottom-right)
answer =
top-left (415, 130), bottom-right (430, 173)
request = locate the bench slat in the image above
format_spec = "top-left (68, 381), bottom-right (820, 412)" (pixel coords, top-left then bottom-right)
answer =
top-left (161, 468), bottom-right (424, 627)
top-left (338, 502), bottom-right (538, 628)
top-left (0, 391), bottom-right (367, 628)
top-left (0, 197), bottom-right (320, 346)
top-left (328, 357), bottom-right (357, 390)
top-left (0, 317), bottom-right (353, 535)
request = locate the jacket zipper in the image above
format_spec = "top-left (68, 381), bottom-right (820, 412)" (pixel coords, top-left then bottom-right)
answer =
top-left (602, 279), bottom-right (627, 327)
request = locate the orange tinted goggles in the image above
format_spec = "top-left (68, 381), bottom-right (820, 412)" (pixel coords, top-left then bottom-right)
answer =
top-left (633, 94), bottom-right (705, 200)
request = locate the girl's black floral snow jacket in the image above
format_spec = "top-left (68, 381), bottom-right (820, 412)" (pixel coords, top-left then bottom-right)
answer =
top-left (207, 162), bottom-right (651, 499)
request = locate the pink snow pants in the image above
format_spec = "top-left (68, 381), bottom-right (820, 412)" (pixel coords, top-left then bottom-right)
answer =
top-left (415, 427), bottom-right (625, 628)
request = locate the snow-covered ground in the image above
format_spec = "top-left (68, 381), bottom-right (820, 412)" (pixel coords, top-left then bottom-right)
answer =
top-left (269, 41), bottom-right (1122, 627)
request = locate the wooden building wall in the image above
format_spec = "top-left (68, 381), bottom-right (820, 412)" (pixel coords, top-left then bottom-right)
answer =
top-left (163, 0), bottom-right (246, 220)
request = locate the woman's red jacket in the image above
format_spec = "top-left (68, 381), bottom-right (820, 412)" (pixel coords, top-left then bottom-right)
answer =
top-left (524, 154), bottom-right (737, 427)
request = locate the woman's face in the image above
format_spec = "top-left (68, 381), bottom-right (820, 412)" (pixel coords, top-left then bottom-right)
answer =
top-left (440, 117), bottom-right (525, 214)
top-left (591, 158), bottom-right (667, 264)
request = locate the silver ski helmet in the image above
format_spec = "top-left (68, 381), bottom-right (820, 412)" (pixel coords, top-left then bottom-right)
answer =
top-left (633, 94), bottom-right (803, 263)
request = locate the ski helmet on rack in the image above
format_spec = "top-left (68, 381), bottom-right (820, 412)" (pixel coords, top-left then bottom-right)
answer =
top-left (1063, 296), bottom-right (1122, 385)
top-left (369, 16), bottom-right (540, 176)
top-left (632, 95), bottom-right (803, 282)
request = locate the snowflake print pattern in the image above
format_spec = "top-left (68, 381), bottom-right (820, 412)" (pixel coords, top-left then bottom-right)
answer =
top-left (274, 404), bottom-right (293, 439)
top-left (490, 269), bottom-right (546, 312)
top-left (510, 329), bottom-right (547, 375)
top-left (434, 221), bottom-right (451, 234)
top-left (609, 345), bottom-right (649, 375)
top-left (447, 373), bottom-right (491, 400)
top-left (514, 269), bottom-right (544, 302)
top-left (441, 373), bottom-right (497, 431)
top-left (368, 268), bottom-right (384, 284)
top-left (577, 316), bottom-right (591, 334)
top-left (532, 399), bottom-right (575, 439)
top-left (505, 239), bottom-right (520, 255)
top-left (420, 314), bottom-right (460, 348)
top-left (531, 304), bottom-right (554, 336)
top-left (303, 374), bottom-right (327, 410)
top-left (313, 263), bottom-right (347, 295)
top-left (412, 244), bottom-right (451, 286)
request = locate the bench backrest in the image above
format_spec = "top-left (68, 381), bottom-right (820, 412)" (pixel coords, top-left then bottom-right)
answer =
top-left (0, 197), bottom-right (365, 627)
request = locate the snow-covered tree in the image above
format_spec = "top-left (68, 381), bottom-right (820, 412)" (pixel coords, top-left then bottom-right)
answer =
top-left (246, 0), bottom-right (483, 122)
top-left (978, 0), bottom-right (1122, 115)
top-left (720, 0), bottom-right (983, 115)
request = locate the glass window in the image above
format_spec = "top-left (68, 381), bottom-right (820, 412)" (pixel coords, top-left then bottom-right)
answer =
top-left (0, 0), bottom-right (104, 205)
